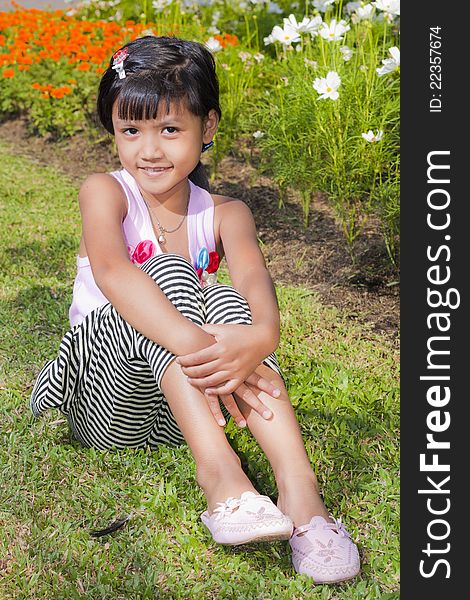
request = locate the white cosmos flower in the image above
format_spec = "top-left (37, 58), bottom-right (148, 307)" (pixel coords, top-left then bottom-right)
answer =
top-left (340, 45), bottom-right (353, 61)
top-left (264, 33), bottom-right (274, 45)
top-left (345, 1), bottom-right (361, 13)
top-left (205, 37), bottom-right (223, 52)
top-left (283, 14), bottom-right (323, 36)
top-left (373, 0), bottom-right (400, 17)
top-left (376, 46), bottom-right (400, 76)
top-left (152, 0), bottom-right (172, 10)
top-left (319, 19), bottom-right (351, 42)
top-left (352, 3), bottom-right (374, 22)
top-left (362, 129), bottom-right (383, 142)
top-left (253, 52), bottom-right (264, 62)
top-left (313, 71), bottom-right (341, 100)
top-left (253, 130), bottom-right (265, 139)
top-left (270, 23), bottom-right (302, 46)
top-left (313, 0), bottom-right (336, 12)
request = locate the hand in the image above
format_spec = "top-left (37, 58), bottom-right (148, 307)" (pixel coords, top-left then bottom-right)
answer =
top-left (176, 323), bottom-right (275, 396)
top-left (200, 371), bottom-right (281, 428)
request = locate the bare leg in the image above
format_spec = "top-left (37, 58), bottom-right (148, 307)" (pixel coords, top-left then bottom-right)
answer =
top-left (234, 364), bottom-right (333, 528)
top-left (160, 360), bottom-right (260, 513)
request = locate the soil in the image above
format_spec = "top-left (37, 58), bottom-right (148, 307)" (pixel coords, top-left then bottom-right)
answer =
top-left (0, 117), bottom-right (399, 340)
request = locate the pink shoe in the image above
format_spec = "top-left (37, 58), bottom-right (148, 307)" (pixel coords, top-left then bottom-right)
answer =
top-left (201, 491), bottom-right (294, 546)
top-left (289, 516), bottom-right (360, 584)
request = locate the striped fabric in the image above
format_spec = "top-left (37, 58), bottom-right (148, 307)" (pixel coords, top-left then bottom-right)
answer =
top-left (31, 254), bottom-right (282, 449)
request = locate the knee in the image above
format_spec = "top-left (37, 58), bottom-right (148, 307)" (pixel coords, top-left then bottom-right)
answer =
top-left (140, 253), bottom-right (199, 285)
top-left (203, 284), bottom-right (252, 325)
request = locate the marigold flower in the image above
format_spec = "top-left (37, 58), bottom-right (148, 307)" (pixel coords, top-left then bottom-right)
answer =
top-left (32, 82), bottom-right (42, 89)
top-left (77, 62), bottom-right (91, 71)
top-left (2, 68), bottom-right (14, 78)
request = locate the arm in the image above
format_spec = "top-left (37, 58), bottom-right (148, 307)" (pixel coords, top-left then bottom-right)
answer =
top-left (79, 174), bottom-right (215, 355)
top-left (178, 199), bottom-right (281, 392)
top-left (222, 200), bottom-right (280, 355)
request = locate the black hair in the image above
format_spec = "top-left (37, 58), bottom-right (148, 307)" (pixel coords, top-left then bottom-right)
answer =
top-left (97, 36), bottom-right (221, 191)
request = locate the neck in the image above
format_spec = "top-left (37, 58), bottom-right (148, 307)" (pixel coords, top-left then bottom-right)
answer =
top-left (139, 179), bottom-right (191, 216)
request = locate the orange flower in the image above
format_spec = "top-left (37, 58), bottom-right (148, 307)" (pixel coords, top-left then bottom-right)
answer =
top-left (77, 62), bottom-right (91, 71)
top-left (32, 82), bottom-right (42, 89)
top-left (95, 67), bottom-right (105, 74)
top-left (2, 68), bottom-right (14, 78)
top-left (50, 88), bottom-right (64, 99)
top-left (18, 65), bottom-right (30, 71)
top-left (68, 79), bottom-right (77, 84)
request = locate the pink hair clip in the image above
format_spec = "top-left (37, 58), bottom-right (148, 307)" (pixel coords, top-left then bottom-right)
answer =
top-left (112, 47), bottom-right (129, 79)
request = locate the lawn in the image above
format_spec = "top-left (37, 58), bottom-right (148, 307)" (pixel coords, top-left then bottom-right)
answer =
top-left (0, 141), bottom-right (399, 599)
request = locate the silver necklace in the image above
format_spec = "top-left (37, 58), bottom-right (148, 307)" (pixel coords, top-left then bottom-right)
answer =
top-left (143, 195), bottom-right (189, 245)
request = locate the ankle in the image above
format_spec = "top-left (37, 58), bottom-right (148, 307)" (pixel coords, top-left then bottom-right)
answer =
top-left (196, 457), bottom-right (258, 513)
top-left (276, 472), bottom-right (332, 527)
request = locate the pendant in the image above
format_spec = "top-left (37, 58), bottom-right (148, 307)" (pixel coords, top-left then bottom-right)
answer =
top-left (158, 234), bottom-right (166, 244)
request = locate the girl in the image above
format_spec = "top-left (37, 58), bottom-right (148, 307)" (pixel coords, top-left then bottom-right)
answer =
top-left (31, 35), bottom-right (360, 584)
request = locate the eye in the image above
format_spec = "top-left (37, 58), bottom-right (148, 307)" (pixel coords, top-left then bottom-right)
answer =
top-left (163, 126), bottom-right (178, 134)
top-left (123, 127), bottom-right (139, 136)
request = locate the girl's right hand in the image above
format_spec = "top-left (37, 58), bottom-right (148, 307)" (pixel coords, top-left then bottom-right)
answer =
top-left (204, 372), bottom-right (281, 428)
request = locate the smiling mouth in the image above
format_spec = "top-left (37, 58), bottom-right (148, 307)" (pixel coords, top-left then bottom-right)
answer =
top-left (139, 166), bottom-right (173, 175)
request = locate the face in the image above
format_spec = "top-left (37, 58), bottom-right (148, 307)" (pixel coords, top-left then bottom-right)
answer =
top-left (112, 100), bottom-right (218, 204)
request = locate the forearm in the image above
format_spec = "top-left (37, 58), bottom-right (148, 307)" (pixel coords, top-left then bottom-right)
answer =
top-left (237, 266), bottom-right (280, 354)
top-left (97, 262), bottom-right (215, 355)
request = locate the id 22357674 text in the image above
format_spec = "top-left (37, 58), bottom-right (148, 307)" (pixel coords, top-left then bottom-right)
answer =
top-left (429, 26), bottom-right (442, 113)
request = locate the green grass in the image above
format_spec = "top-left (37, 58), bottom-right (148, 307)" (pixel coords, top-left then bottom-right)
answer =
top-left (0, 142), bottom-right (399, 599)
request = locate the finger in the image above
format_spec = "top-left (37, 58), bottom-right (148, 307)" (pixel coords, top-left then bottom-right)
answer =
top-left (204, 378), bottom-right (241, 397)
top-left (245, 372), bottom-right (282, 398)
top-left (187, 372), bottom-right (232, 390)
top-left (176, 344), bottom-right (218, 367)
top-left (203, 391), bottom-right (227, 427)
top-left (234, 383), bottom-right (273, 420)
top-left (220, 394), bottom-right (247, 428)
top-left (180, 359), bottom-right (221, 379)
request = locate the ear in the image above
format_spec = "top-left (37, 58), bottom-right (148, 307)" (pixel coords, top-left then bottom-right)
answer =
top-left (202, 109), bottom-right (219, 143)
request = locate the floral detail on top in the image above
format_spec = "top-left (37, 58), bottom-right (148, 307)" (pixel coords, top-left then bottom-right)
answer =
top-left (195, 247), bottom-right (220, 287)
top-left (128, 240), bottom-right (156, 265)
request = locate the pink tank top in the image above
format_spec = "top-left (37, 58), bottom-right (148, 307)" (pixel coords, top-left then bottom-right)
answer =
top-left (69, 169), bottom-right (216, 327)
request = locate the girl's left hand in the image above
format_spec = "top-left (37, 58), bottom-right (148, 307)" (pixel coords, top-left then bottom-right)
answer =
top-left (176, 323), bottom-right (276, 397)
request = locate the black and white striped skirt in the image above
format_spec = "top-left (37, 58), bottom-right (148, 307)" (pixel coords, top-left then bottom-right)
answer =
top-left (30, 254), bottom-right (282, 450)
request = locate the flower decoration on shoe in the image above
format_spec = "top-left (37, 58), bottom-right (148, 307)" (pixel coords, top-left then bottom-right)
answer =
top-left (200, 491), bottom-right (293, 546)
top-left (289, 515), bottom-right (360, 584)
top-left (195, 247), bottom-right (220, 287)
top-left (128, 240), bottom-right (156, 265)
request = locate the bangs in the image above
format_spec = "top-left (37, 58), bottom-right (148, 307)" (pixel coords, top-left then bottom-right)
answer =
top-left (116, 70), bottom-right (199, 122)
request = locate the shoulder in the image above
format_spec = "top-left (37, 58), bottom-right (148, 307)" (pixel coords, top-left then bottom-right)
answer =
top-left (212, 194), bottom-right (255, 222)
top-left (212, 194), bottom-right (258, 248)
top-left (79, 172), bottom-right (127, 216)
top-left (79, 172), bottom-right (124, 196)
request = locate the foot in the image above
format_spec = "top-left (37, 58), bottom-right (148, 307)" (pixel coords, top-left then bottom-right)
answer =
top-left (201, 491), bottom-right (294, 545)
top-left (289, 515), bottom-right (360, 584)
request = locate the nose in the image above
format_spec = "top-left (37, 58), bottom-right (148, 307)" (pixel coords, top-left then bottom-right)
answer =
top-left (140, 133), bottom-right (163, 161)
